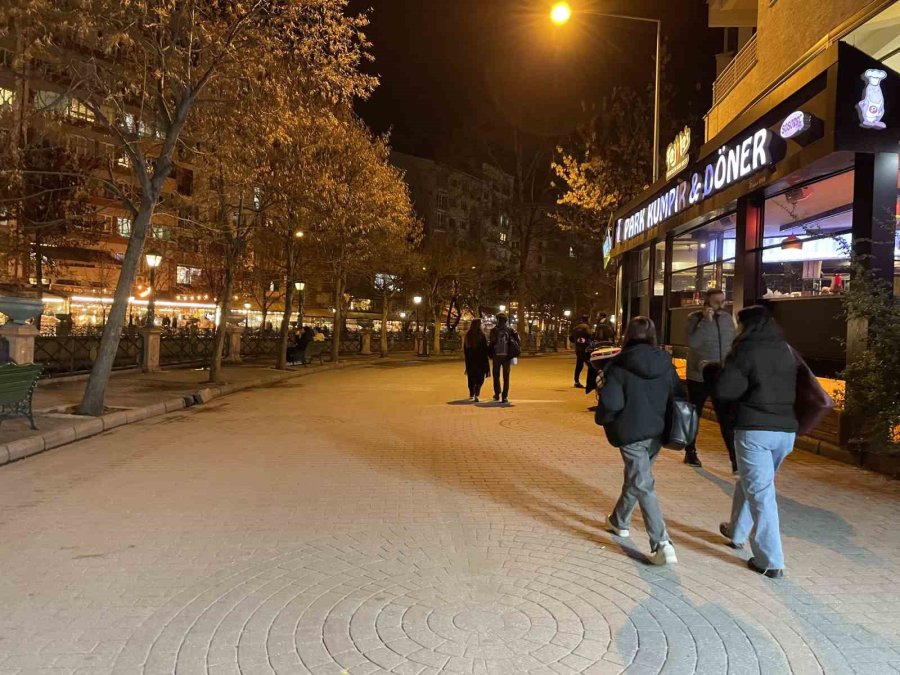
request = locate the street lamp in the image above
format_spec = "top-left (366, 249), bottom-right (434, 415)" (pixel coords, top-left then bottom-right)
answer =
top-left (564, 310), bottom-right (572, 318)
top-left (144, 253), bottom-right (162, 327)
top-left (413, 295), bottom-right (424, 355)
top-left (243, 301), bottom-right (251, 328)
top-left (499, 304), bottom-right (507, 314)
top-left (550, 4), bottom-right (662, 182)
top-left (294, 281), bottom-right (305, 328)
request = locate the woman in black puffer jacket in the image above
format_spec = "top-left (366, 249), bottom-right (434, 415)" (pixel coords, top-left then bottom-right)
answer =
top-left (715, 305), bottom-right (798, 579)
top-left (596, 316), bottom-right (682, 566)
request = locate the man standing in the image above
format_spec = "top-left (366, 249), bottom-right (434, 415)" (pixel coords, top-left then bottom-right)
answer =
top-left (570, 315), bottom-right (592, 388)
top-left (685, 288), bottom-right (737, 471)
top-left (489, 313), bottom-right (520, 404)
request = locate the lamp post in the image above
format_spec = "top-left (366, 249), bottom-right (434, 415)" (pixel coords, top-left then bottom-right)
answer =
top-left (243, 302), bottom-right (251, 329)
top-left (144, 254), bottom-right (162, 327)
top-left (413, 295), bottom-right (425, 355)
top-left (499, 304), bottom-right (507, 314)
top-left (550, 2), bottom-right (662, 182)
top-left (294, 281), bottom-right (305, 328)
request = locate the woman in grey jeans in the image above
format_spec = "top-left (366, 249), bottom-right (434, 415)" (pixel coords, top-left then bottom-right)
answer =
top-left (596, 317), bottom-right (683, 565)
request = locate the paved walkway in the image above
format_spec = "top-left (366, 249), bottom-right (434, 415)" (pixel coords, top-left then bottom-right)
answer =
top-left (0, 355), bottom-right (897, 674)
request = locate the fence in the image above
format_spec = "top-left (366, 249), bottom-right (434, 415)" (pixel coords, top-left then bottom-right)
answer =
top-left (34, 332), bottom-right (143, 376)
top-left (240, 333), bottom-right (282, 360)
top-left (159, 332), bottom-right (217, 366)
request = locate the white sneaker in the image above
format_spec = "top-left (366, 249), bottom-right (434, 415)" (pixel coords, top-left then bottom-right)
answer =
top-left (604, 515), bottom-right (629, 538)
top-left (651, 542), bottom-right (678, 566)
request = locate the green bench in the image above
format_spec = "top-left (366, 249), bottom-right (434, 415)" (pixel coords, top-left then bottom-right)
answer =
top-left (287, 341), bottom-right (329, 366)
top-left (0, 363), bottom-right (44, 430)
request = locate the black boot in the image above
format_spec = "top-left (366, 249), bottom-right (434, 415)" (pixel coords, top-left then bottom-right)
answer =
top-left (684, 450), bottom-right (702, 467)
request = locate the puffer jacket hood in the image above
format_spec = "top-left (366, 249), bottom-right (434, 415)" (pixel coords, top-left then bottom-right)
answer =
top-left (615, 343), bottom-right (674, 380)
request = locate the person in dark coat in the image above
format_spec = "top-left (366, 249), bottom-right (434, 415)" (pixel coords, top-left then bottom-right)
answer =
top-left (596, 316), bottom-right (682, 566)
top-left (463, 319), bottom-right (490, 402)
top-left (293, 326), bottom-right (314, 364)
top-left (716, 305), bottom-right (798, 579)
top-left (488, 314), bottom-right (519, 404)
top-left (570, 315), bottom-right (592, 388)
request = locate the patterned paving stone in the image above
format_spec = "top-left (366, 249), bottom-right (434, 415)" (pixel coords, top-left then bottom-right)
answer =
top-left (0, 356), bottom-right (897, 674)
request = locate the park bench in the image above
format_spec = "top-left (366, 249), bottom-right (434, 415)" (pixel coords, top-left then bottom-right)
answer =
top-left (287, 341), bottom-right (329, 366)
top-left (0, 362), bottom-right (44, 430)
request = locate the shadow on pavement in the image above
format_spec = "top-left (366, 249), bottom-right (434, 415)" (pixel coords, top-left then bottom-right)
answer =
top-left (446, 399), bottom-right (475, 406)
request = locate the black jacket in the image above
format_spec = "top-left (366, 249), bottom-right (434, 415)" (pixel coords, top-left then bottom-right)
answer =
top-left (488, 325), bottom-right (520, 359)
top-left (715, 323), bottom-right (798, 432)
top-left (570, 322), bottom-right (592, 352)
top-left (596, 343), bottom-right (681, 447)
top-left (594, 321), bottom-right (616, 345)
top-left (464, 334), bottom-right (490, 376)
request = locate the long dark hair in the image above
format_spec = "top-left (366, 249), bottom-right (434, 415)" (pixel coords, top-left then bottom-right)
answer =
top-left (735, 305), bottom-right (782, 341)
top-left (623, 316), bottom-right (658, 348)
top-left (465, 319), bottom-right (483, 348)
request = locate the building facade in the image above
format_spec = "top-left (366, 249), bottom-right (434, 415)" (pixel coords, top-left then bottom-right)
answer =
top-left (611, 0), bottom-right (899, 377)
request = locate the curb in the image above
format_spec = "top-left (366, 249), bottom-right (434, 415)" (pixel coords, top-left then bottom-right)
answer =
top-left (0, 358), bottom-right (372, 469)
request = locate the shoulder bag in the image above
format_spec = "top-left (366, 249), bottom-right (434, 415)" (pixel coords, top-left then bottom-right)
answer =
top-left (789, 345), bottom-right (834, 435)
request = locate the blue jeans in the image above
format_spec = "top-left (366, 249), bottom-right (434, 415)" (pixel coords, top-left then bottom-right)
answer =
top-left (729, 430), bottom-right (795, 570)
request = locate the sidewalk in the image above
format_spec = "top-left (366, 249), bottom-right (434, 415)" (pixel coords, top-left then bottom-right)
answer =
top-left (0, 355), bottom-right (378, 466)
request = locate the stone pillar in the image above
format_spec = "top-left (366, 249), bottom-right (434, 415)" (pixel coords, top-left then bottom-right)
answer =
top-left (361, 329), bottom-right (372, 355)
top-left (0, 323), bottom-right (38, 364)
top-left (225, 325), bottom-right (244, 363)
top-left (140, 327), bottom-right (162, 373)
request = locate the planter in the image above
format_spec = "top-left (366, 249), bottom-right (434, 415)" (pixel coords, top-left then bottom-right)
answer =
top-left (225, 311), bottom-right (245, 326)
top-left (0, 296), bottom-right (44, 325)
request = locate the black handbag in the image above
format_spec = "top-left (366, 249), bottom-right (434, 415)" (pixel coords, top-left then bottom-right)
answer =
top-left (664, 398), bottom-right (699, 450)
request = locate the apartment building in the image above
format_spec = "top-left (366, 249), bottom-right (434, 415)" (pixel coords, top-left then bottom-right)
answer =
top-left (610, 0), bottom-right (899, 376)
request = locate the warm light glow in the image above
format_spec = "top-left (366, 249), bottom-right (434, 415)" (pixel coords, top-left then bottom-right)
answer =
top-left (294, 230), bottom-right (305, 239)
top-left (294, 281), bottom-right (305, 291)
top-left (243, 302), bottom-right (252, 310)
top-left (413, 295), bottom-right (423, 305)
top-left (551, 2), bottom-right (572, 25)
top-left (69, 295), bottom-right (216, 309)
top-left (400, 312), bottom-right (407, 319)
top-left (563, 310), bottom-right (572, 318)
top-left (499, 304), bottom-right (507, 313)
top-left (145, 253), bottom-right (162, 268)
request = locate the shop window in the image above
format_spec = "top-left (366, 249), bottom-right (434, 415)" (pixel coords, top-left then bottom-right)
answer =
top-left (759, 171), bottom-right (854, 298)
top-left (176, 266), bottom-right (202, 286)
top-left (653, 241), bottom-right (666, 296)
top-left (667, 213), bottom-right (736, 307)
top-left (65, 98), bottom-right (93, 122)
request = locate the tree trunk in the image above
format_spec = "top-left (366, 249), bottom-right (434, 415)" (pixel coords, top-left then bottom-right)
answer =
top-left (79, 200), bottom-right (153, 415)
top-left (331, 270), bottom-right (344, 362)
top-left (432, 304), bottom-right (442, 354)
top-left (380, 290), bottom-right (390, 357)
top-left (33, 235), bottom-right (43, 331)
top-left (275, 282), bottom-right (294, 370)
top-left (209, 253), bottom-right (235, 384)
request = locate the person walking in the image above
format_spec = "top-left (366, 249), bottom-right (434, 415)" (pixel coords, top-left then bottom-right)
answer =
top-left (488, 313), bottom-right (519, 404)
top-left (463, 319), bottom-right (490, 402)
top-left (596, 316), bottom-right (681, 566)
top-left (684, 288), bottom-right (737, 470)
top-left (570, 315), bottom-right (592, 388)
top-left (716, 305), bottom-right (798, 579)
top-left (594, 312), bottom-right (616, 345)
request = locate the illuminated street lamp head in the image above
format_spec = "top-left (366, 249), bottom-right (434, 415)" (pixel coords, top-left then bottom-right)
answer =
top-left (243, 302), bottom-right (251, 310)
top-left (413, 295), bottom-right (423, 306)
top-left (499, 304), bottom-right (507, 313)
top-left (294, 281), bottom-right (305, 291)
top-left (551, 2), bottom-right (572, 26)
top-left (145, 253), bottom-right (162, 269)
top-left (400, 312), bottom-right (407, 319)
top-left (294, 230), bottom-right (305, 239)
top-left (563, 310), bottom-right (572, 318)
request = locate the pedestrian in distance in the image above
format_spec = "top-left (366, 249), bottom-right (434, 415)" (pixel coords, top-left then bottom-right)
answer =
top-left (594, 312), bottom-right (616, 345)
top-left (584, 313), bottom-right (618, 397)
top-left (488, 313), bottom-right (520, 404)
top-left (716, 305), bottom-right (798, 579)
top-left (463, 319), bottom-right (490, 402)
top-left (595, 316), bottom-right (682, 566)
top-left (684, 288), bottom-right (737, 470)
top-left (570, 314), bottom-right (592, 388)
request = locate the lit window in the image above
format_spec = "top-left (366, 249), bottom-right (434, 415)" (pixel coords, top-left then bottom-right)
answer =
top-left (66, 98), bottom-right (93, 122)
top-left (500, 232), bottom-right (508, 243)
top-left (151, 225), bottom-right (169, 240)
top-left (116, 151), bottom-right (130, 168)
top-left (253, 186), bottom-right (262, 210)
top-left (176, 265), bottom-right (202, 285)
top-left (0, 88), bottom-right (13, 107)
top-left (569, 246), bottom-right (576, 258)
top-left (116, 217), bottom-right (132, 237)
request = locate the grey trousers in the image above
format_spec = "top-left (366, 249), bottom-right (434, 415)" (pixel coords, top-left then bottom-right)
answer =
top-left (610, 438), bottom-right (670, 549)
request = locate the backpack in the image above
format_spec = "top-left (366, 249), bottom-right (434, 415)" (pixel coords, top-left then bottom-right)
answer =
top-left (494, 327), bottom-right (521, 359)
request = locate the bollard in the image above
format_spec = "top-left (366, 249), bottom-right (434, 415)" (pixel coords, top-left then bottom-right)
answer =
top-left (0, 323), bottom-right (38, 364)
top-left (140, 326), bottom-right (162, 372)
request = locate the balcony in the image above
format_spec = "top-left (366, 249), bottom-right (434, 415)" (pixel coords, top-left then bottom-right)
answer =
top-left (712, 32), bottom-right (757, 107)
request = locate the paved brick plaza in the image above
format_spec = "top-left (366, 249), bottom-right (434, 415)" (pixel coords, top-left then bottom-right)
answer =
top-left (0, 355), bottom-right (898, 674)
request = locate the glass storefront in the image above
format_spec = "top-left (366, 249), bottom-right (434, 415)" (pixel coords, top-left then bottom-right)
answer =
top-left (667, 213), bottom-right (737, 308)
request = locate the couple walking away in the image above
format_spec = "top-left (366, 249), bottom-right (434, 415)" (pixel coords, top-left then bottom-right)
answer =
top-left (596, 306), bottom-right (799, 578)
top-left (463, 315), bottom-right (520, 403)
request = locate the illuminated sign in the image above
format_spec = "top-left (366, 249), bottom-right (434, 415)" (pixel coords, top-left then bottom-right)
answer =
top-left (858, 68), bottom-right (887, 129)
top-left (616, 128), bottom-right (782, 245)
top-left (665, 126), bottom-right (691, 180)
top-left (602, 227), bottom-right (613, 269)
top-left (780, 111), bottom-right (812, 139)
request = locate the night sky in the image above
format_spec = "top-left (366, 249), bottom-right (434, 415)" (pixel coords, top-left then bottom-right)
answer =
top-left (348, 1), bottom-right (720, 160)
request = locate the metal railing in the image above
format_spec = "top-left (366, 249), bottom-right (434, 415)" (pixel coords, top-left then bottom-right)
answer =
top-left (240, 333), bottom-right (281, 360)
top-left (34, 332), bottom-right (143, 376)
top-left (712, 33), bottom-right (758, 106)
top-left (159, 333), bottom-right (216, 366)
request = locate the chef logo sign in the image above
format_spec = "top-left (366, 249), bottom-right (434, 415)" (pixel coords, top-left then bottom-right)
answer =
top-left (665, 126), bottom-right (691, 180)
top-left (616, 128), bottom-right (782, 245)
